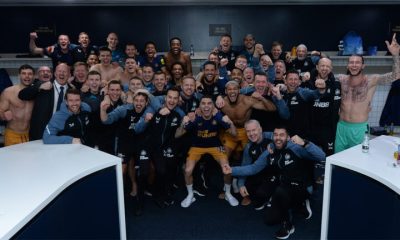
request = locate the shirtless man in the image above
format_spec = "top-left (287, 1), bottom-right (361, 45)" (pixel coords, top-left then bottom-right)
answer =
top-left (164, 37), bottom-right (192, 75)
top-left (217, 80), bottom-right (276, 195)
top-left (0, 65), bottom-right (35, 146)
top-left (119, 57), bottom-right (140, 91)
top-left (335, 34), bottom-right (400, 152)
top-left (90, 47), bottom-right (123, 86)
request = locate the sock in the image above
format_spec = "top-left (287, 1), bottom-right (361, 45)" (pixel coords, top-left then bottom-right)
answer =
top-left (224, 184), bottom-right (232, 195)
top-left (186, 184), bottom-right (193, 196)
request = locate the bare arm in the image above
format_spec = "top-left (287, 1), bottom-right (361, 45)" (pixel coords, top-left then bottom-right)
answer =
top-left (0, 90), bottom-right (11, 120)
top-left (175, 115), bottom-right (190, 138)
top-left (370, 33), bottom-right (400, 86)
top-left (29, 32), bottom-right (45, 55)
top-left (185, 54), bottom-right (193, 76)
top-left (248, 94), bottom-right (276, 111)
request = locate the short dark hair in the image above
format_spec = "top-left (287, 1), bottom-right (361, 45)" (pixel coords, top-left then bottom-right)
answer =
top-left (167, 86), bottom-right (180, 96)
top-left (144, 41), bottom-right (156, 50)
top-left (286, 69), bottom-right (300, 78)
top-left (254, 71), bottom-right (268, 80)
top-left (108, 79), bottom-right (123, 89)
top-left (169, 37), bottom-right (182, 46)
top-left (19, 64), bottom-right (35, 74)
top-left (87, 70), bottom-right (101, 78)
top-left (65, 88), bottom-right (81, 100)
top-left (221, 34), bottom-right (232, 41)
top-left (99, 46), bottom-right (112, 53)
top-left (203, 61), bottom-right (216, 69)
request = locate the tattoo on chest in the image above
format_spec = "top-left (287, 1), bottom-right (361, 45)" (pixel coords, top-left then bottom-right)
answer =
top-left (341, 77), bottom-right (368, 102)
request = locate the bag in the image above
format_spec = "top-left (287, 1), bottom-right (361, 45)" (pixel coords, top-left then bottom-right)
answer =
top-left (342, 31), bottom-right (363, 55)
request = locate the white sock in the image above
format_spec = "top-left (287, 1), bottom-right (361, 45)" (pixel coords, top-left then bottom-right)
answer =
top-left (224, 184), bottom-right (232, 195)
top-left (186, 184), bottom-right (193, 196)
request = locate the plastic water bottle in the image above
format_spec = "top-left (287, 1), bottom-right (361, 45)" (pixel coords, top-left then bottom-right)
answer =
top-left (362, 131), bottom-right (369, 153)
top-left (190, 44), bottom-right (194, 57)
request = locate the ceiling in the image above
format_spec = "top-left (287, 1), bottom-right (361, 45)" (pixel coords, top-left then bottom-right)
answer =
top-left (0, 0), bottom-right (398, 6)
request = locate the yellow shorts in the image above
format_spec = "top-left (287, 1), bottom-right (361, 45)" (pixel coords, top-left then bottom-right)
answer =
top-left (4, 128), bottom-right (29, 147)
top-left (221, 127), bottom-right (248, 152)
top-left (187, 147), bottom-right (228, 163)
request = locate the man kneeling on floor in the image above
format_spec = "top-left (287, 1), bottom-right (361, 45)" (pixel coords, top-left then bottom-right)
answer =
top-left (223, 125), bottom-right (325, 239)
top-left (175, 95), bottom-right (238, 208)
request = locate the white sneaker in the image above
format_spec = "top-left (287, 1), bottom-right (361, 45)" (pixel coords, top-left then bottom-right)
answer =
top-left (181, 195), bottom-right (196, 208)
top-left (225, 193), bottom-right (239, 206)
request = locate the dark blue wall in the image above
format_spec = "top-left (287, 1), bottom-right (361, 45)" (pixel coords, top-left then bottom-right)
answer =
top-left (1, 5), bottom-right (399, 53)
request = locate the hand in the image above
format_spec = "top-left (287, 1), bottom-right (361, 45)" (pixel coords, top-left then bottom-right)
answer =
top-left (220, 58), bottom-right (229, 67)
top-left (222, 164), bottom-right (232, 175)
top-left (125, 93), bottom-right (133, 104)
top-left (302, 72), bottom-right (311, 81)
top-left (215, 95), bottom-right (225, 109)
top-left (182, 115), bottom-right (190, 125)
top-left (72, 138), bottom-right (81, 144)
top-left (39, 81), bottom-right (52, 91)
top-left (271, 85), bottom-right (282, 100)
top-left (222, 115), bottom-right (233, 125)
top-left (145, 113), bottom-right (153, 122)
top-left (251, 91), bottom-right (264, 100)
top-left (30, 32), bottom-right (38, 40)
top-left (159, 107), bottom-right (170, 116)
top-left (100, 98), bottom-right (111, 111)
top-left (276, 83), bottom-right (287, 92)
top-left (291, 135), bottom-right (305, 146)
top-left (386, 33), bottom-right (400, 56)
top-left (267, 143), bottom-right (274, 154)
top-left (255, 43), bottom-right (265, 54)
top-left (187, 112), bottom-right (196, 122)
top-left (80, 84), bottom-right (89, 93)
top-left (212, 47), bottom-right (219, 53)
top-left (315, 79), bottom-right (326, 90)
top-left (239, 186), bottom-right (249, 197)
top-left (285, 52), bottom-right (292, 63)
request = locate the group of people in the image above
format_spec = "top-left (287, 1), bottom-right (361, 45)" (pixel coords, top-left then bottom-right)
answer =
top-left (1, 31), bottom-right (400, 239)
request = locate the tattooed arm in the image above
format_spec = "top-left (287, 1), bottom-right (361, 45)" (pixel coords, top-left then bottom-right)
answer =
top-left (370, 34), bottom-right (400, 86)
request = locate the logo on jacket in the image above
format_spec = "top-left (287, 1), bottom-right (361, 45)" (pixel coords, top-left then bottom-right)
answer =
top-left (156, 117), bottom-right (161, 124)
top-left (69, 123), bottom-right (75, 127)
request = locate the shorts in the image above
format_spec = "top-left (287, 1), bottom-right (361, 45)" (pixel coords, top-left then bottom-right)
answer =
top-left (221, 127), bottom-right (248, 152)
top-left (334, 120), bottom-right (368, 153)
top-left (187, 146), bottom-right (228, 164)
top-left (4, 128), bottom-right (29, 147)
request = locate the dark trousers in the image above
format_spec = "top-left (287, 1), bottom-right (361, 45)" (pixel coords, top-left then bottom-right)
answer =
top-left (264, 182), bottom-right (309, 225)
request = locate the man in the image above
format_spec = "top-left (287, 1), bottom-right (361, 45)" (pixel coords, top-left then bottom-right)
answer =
top-left (142, 64), bottom-right (155, 91)
top-left (29, 32), bottom-right (74, 68)
top-left (70, 62), bottom-right (89, 90)
top-left (43, 88), bottom-right (91, 144)
top-left (152, 71), bottom-right (168, 96)
top-left (274, 60), bottom-right (286, 85)
top-left (90, 47), bottom-right (123, 84)
top-left (239, 34), bottom-right (256, 67)
top-left (280, 70), bottom-right (326, 138)
top-left (216, 34), bottom-right (237, 71)
top-left (164, 37), bottom-right (193, 76)
top-left (197, 61), bottom-right (228, 101)
top-left (217, 80), bottom-right (276, 197)
top-left (245, 72), bottom-right (289, 132)
top-left (101, 90), bottom-right (149, 215)
top-left (139, 87), bottom-right (184, 208)
top-left (0, 64), bottom-right (34, 146)
top-left (105, 32), bottom-right (124, 65)
top-left (223, 126), bottom-right (325, 240)
top-left (18, 63), bottom-right (72, 141)
top-left (243, 67), bottom-right (255, 86)
top-left (72, 32), bottom-right (98, 64)
top-left (236, 120), bottom-right (275, 208)
top-left (120, 57), bottom-right (140, 92)
top-left (170, 62), bottom-right (185, 87)
top-left (138, 41), bottom-right (168, 75)
top-left (36, 66), bottom-right (53, 83)
top-left (176, 96), bottom-right (237, 207)
top-left (291, 44), bottom-right (315, 80)
top-left (303, 57), bottom-right (341, 156)
top-left (335, 34), bottom-right (400, 152)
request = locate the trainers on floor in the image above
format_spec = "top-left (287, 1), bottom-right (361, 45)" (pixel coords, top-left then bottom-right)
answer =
top-left (254, 201), bottom-right (266, 210)
top-left (225, 193), bottom-right (239, 206)
top-left (275, 221), bottom-right (295, 239)
top-left (181, 195), bottom-right (196, 208)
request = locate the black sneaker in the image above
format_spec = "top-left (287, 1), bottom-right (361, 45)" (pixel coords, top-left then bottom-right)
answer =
top-left (164, 196), bottom-right (175, 207)
top-left (298, 199), bottom-right (312, 219)
top-left (154, 197), bottom-right (167, 209)
top-left (275, 221), bottom-right (295, 239)
top-left (254, 201), bottom-right (267, 211)
top-left (193, 184), bottom-right (207, 197)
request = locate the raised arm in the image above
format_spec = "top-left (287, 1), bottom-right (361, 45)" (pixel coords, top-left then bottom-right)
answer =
top-left (248, 94), bottom-right (276, 111)
top-left (371, 33), bottom-right (400, 86)
top-left (29, 32), bottom-right (45, 55)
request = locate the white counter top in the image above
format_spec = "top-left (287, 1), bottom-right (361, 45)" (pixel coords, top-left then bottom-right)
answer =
top-left (326, 135), bottom-right (400, 195)
top-left (0, 141), bottom-right (122, 239)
